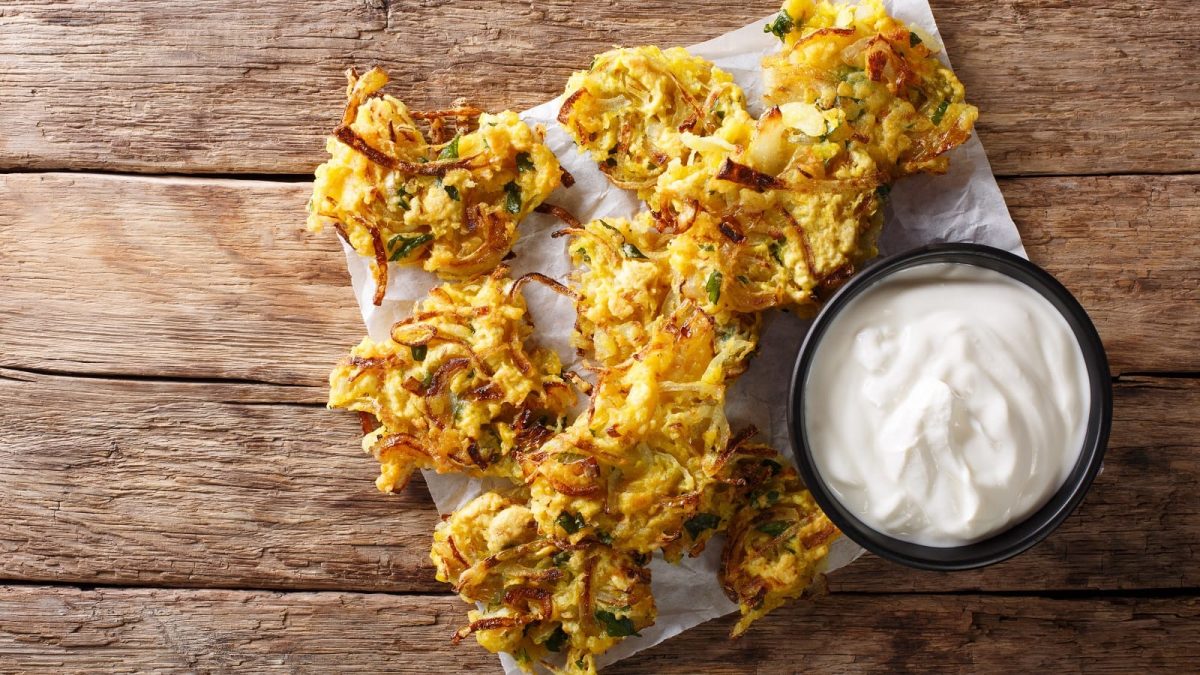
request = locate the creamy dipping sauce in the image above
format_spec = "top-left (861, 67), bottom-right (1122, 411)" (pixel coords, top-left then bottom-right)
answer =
top-left (804, 262), bottom-right (1090, 547)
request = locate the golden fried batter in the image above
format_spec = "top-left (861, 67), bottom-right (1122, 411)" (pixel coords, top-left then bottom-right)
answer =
top-left (762, 0), bottom-right (979, 179)
top-left (308, 67), bottom-right (564, 304)
top-left (717, 448), bottom-right (839, 637)
top-left (558, 46), bottom-right (749, 197)
top-left (328, 267), bottom-right (575, 492)
top-left (432, 490), bottom-right (655, 675)
top-left (564, 213), bottom-right (760, 370)
top-left (526, 303), bottom-right (760, 561)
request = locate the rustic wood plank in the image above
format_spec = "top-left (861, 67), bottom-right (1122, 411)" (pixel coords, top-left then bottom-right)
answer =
top-left (0, 173), bottom-right (359, 386)
top-left (0, 585), bottom-right (1195, 672)
top-left (1, 368), bottom-right (1195, 594)
top-left (1004, 174), bottom-right (1199, 374)
top-left (0, 368), bottom-right (446, 593)
top-left (3, 172), bottom-right (1195, 380)
top-left (0, 1), bottom-right (1195, 176)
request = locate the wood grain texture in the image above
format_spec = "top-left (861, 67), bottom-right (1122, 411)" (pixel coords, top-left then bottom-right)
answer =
top-left (0, 367), bottom-right (444, 593)
top-left (1, 585), bottom-right (1196, 672)
top-left (0, 173), bottom-right (359, 386)
top-left (2, 367), bottom-right (1196, 594)
top-left (2, 172), bottom-right (1196, 382)
top-left (0, 0), bottom-right (1196, 176)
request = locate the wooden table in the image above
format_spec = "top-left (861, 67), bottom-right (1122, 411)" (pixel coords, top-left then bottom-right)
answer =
top-left (2, 1), bottom-right (1197, 671)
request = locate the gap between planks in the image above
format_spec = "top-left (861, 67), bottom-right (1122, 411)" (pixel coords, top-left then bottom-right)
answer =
top-left (1, 576), bottom-right (1196, 602)
top-left (4, 167), bottom-right (1200, 183)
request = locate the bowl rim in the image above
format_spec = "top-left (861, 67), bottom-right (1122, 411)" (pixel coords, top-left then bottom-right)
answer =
top-left (788, 243), bottom-right (1113, 570)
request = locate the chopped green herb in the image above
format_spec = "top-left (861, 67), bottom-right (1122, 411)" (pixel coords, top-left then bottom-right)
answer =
top-left (421, 371), bottom-right (434, 390)
top-left (818, 119), bottom-right (839, 142)
top-left (544, 626), bottom-right (569, 652)
top-left (621, 242), bottom-right (647, 259)
top-left (706, 270), bottom-right (723, 304)
top-left (594, 609), bottom-right (640, 638)
top-left (504, 181), bottom-right (522, 214)
top-left (396, 187), bottom-right (411, 210)
top-left (768, 240), bottom-right (785, 265)
top-left (757, 521), bottom-right (790, 537)
top-left (437, 134), bottom-right (460, 160)
top-left (736, 274), bottom-right (750, 285)
top-left (575, 247), bottom-right (591, 264)
top-left (700, 243), bottom-right (715, 252)
top-left (388, 233), bottom-right (434, 261)
top-left (716, 109), bottom-right (726, 120)
top-left (556, 511), bottom-right (585, 535)
top-left (516, 152), bottom-right (535, 172)
top-left (410, 344), bottom-right (427, 361)
top-left (909, 31), bottom-right (922, 47)
top-left (762, 459), bottom-right (783, 476)
top-left (552, 550), bottom-right (572, 566)
top-left (931, 99), bottom-right (950, 125)
top-left (598, 220), bottom-right (618, 233)
top-left (596, 530), bottom-right (613, 545)
top-left (444, 184), bottom-right (460, 201)
top-left (763, 9), bottom-right (794, 41)
top-left (576, 658), bottom-right (587, 670)
top-left (765, 489), bottom-right (780, 506)
top-left (684, 512), bottom-right (720, 539)
top-left (514, 647), bottom-right (531, 663)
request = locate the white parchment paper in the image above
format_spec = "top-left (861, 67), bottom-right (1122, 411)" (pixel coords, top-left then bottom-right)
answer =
top-left (335, 2), bottom-right (1022, 671)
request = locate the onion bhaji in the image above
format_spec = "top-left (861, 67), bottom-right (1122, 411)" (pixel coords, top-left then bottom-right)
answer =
top-left (558, 46), bottom-right (749, 197)
top-left (706, 441), bottom-right (840, 637)
top-left (308, 67), bottom-right (564, 304)
top-left (432, 490), bottom-right (655, 675)
top-left (327, 267), bottom-right (576, 492)
top-left (563, 213), bottom-right (759, 371)
top-left (526, 303), bottom-right (740, 560)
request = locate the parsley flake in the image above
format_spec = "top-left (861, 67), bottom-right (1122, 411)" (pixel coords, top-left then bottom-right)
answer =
top-left (437, 134), bottom-right (460, 160)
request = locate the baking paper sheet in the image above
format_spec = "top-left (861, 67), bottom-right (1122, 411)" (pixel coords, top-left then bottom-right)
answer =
top-left (335, 1), bottom-right (1022, 670)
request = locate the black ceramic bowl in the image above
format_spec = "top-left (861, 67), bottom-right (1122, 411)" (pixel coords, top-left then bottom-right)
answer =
top-left (789, 243), bottom-right (1112, 570)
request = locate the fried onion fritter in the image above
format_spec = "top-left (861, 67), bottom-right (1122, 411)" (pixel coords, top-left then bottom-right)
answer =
top-left (564, 213), bottom-right (760, 370)
top-left (308, 67), bottom-right (564, 304)
top-left (717, 449), bottom-right (839, 637)
top-left (327, 267), bottom-right (576, 492)
top-left (527, 303), bottom-right (735, 559)
top-left (558, 46), bottom-right (749, 197)
top-left (762, 0), bottom-right (979, 179)
top-left (432, 490), bottom-right (655, 675)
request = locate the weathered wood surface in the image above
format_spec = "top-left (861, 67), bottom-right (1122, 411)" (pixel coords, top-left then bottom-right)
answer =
top-left (3, 0), bottom-right (1198, 669)
top-left (0, 173), bottom-right (359, 386)
top-left (1, 366), bottom-right (1195, 594)
top-left (1, 585), bottom-right (1196, 672)
top-left (0, 1), bottom-right (1196, 176)
top-left (2, 172), bottom-right (1196, 385)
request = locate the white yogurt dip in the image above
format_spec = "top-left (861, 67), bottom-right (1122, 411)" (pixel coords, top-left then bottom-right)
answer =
top-left (804, 262), bottom-right (1090, 547)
